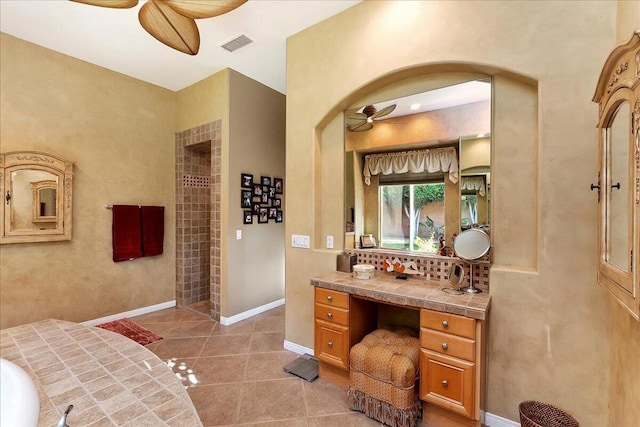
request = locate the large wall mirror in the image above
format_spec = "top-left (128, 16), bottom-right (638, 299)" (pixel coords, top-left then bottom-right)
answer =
top-left (0, 151), bottom-right (74, 244)
top-left (604, 100), bottom-right (631, 277)
top-left (592, 31), bottom-right (639, 319)
top-left (344, 74), bottom-right (491, 253)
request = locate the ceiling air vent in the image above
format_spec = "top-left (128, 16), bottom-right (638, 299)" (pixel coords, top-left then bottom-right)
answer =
top-left (220, 34), bottom-right (253, 53)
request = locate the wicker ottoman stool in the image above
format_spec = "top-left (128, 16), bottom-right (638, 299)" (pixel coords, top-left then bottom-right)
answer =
top-left (348, 327), bottom-right (421, 427)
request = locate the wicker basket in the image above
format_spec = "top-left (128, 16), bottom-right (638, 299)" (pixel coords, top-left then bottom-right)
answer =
top-left (519, 401), bottom-right (579, 427)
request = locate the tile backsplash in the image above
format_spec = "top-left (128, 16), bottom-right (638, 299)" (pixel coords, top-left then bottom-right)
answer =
top-left (346, 249), bottom-right (490, 291)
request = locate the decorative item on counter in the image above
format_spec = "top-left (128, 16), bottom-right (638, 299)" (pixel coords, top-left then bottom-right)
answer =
top-left (382, 258), bottom-right (421, 280)
top-left (353, 264), bottom-right (375, 280)
top-left (451, 233), bottom-right (458, 255)
top-left (443, 264), bottom-right (466, 295)
top-left (438, 236), bottom-right (453, 257)
top-left (360, 234), bottom-right (376, 248)
top-left (337, 252), bottom-right (356, 273)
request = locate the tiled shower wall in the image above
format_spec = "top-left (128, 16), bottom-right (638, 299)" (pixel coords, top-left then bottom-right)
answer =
top-left (175, 121), bottom-right (221, 320)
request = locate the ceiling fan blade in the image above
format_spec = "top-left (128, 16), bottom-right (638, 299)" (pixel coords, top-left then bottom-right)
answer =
top-left (162, 0), bottom-right (247, 19)
top-left (346, 112), bottom-right (367, 126)
top-left (370, 104), bottom-right (396, 119)
top-left (139, 0), bottom-right (200, 55)
top-left (348, 122), bottom-right (373, 132)
top-left (70, 0), bottom-right (138, 8)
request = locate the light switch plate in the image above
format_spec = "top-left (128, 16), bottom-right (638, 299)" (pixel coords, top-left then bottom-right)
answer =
top-left (236, 230), bottom-right (242, 240)
top-left (326, 235), bottom-right (334, 249)
top-left (292, 234), bottom-right (310, 248)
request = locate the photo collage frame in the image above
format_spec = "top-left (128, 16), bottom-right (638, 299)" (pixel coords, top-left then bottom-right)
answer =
top-left (241, 173), bottom-right (283, 224)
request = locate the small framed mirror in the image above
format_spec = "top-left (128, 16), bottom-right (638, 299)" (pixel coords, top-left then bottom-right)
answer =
top-left (448, 264), bottom-right (465, 286)
top-left (32, 180), bottom-right (57, 224)
top-left (1, 151), bottom-right (74, 244)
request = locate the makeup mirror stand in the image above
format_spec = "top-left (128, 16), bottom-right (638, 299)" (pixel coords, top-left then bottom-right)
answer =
top-left (460, 262), bottom-right (481, 294)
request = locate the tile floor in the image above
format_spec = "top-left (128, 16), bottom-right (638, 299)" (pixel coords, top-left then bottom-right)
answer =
top-left (130, 302), bottom-right (387, 427)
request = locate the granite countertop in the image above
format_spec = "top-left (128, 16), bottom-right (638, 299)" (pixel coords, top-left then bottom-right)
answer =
top-left (310, 271), bottom-right (491, 320)
top-left (0, 319), bottom-right (202, 427)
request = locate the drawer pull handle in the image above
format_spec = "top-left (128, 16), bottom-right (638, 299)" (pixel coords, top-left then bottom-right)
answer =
top-left (442, 320), bottom-right (449, 328)
top-left (441, 380), bottom-right (448, 388)
top-left (327, 295), bottom-right (333, 302)
top-left (327, 312), bottom-right (333, 319)
top-left (327, 341), bottom-right (333, 348)
top-left (441, 343), bottom-right (448, 350)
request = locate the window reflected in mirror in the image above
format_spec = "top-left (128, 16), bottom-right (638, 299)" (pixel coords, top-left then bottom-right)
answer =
top-left (380, 182), bottom-right (445, 253)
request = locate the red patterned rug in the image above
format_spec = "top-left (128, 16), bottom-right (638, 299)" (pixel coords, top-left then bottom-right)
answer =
top-left (96, 318), bottom-right (163, 346)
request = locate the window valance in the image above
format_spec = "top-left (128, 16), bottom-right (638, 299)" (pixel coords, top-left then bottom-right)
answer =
top-left (363, 147), bottom-right (458, 185)
top-left (461, 176), bottom-right (486, 196)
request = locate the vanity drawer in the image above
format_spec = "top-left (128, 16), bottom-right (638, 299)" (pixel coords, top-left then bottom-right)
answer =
top-left (420, 309), bottom-right (476, 340)
top-left (420, 328), bottom-right (475, 362)
top-left (314, 319), bottom-right (349, 370)
top-left (315, 303), bottom-right (349, 326)
top-left (420, 349), bottom-right (475, 419)
top-left (315, 288), bottom-right (349, 309)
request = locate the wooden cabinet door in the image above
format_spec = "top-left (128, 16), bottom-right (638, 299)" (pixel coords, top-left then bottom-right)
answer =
top-left (593, 32), bottom-right (640, 320)
top-left (420, 349), bottom-right (475, 419)
top-left (314, 319), bottom-right (349, 370)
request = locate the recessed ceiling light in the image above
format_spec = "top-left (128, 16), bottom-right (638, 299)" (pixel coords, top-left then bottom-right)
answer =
top-left (410, 103), bottom-right (421, 110)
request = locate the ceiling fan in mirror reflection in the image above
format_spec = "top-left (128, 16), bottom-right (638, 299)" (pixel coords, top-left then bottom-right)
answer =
top-left (346, 104), bottom-right (397, 132)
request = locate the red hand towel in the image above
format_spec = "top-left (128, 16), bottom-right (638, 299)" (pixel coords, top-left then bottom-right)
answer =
top-left (141, 206), bottom-right (164, 257)
top-left (112, 205), bottom-right (142, 262)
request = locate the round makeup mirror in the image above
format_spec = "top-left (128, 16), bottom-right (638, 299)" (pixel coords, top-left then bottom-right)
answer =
top-left (453, 228), bottom-right (491, 293)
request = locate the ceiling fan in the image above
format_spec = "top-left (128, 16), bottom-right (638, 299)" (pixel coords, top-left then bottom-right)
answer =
top-left (70, 0), bottom-right (247, 55)
top-left (346, 104), bottom-right (396, 132)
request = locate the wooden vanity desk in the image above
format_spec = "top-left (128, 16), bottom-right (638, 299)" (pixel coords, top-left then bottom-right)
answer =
top-left (310, 271), bottom-right (491, 427)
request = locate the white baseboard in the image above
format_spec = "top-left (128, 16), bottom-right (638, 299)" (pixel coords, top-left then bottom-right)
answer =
top-left (283, 340), bottom-right (314, 356)
top-left (220, 298), bottom-right (285, 326)
top-left (81, 300), bottom-right (176, 327)
top-left (485, 412), bottom-right (520, 427)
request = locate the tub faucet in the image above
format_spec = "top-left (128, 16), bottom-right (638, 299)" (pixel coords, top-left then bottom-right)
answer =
top-left (56, 405), bottom-right (73, 427)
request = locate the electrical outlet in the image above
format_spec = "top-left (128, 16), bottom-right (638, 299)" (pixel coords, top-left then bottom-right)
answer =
top-left (326, 235), bottom-right (334, 249)
top-left (292, 234), bottom-right (310, 248)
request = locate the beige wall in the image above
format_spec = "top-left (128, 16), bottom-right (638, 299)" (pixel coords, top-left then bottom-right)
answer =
top-left (0, 33), bottom-right (176, 328)
top-left (608, 2), bottom-right (640, 426)
top-left (286, 1), bottom-right (616, 425)
top-left (176, 70), bottom-right (229, 133)
top-left (227, 70), bottom-right (285, 316)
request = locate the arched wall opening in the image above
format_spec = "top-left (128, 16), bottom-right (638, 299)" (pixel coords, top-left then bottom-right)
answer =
top-left (312, 63), bottom-right (539, 272)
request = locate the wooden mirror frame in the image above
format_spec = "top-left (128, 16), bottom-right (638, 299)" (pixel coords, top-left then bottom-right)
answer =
top-left (0, 151), bottom-right (75, 244)
top-left (592, 31), bottom-right (640, 319)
